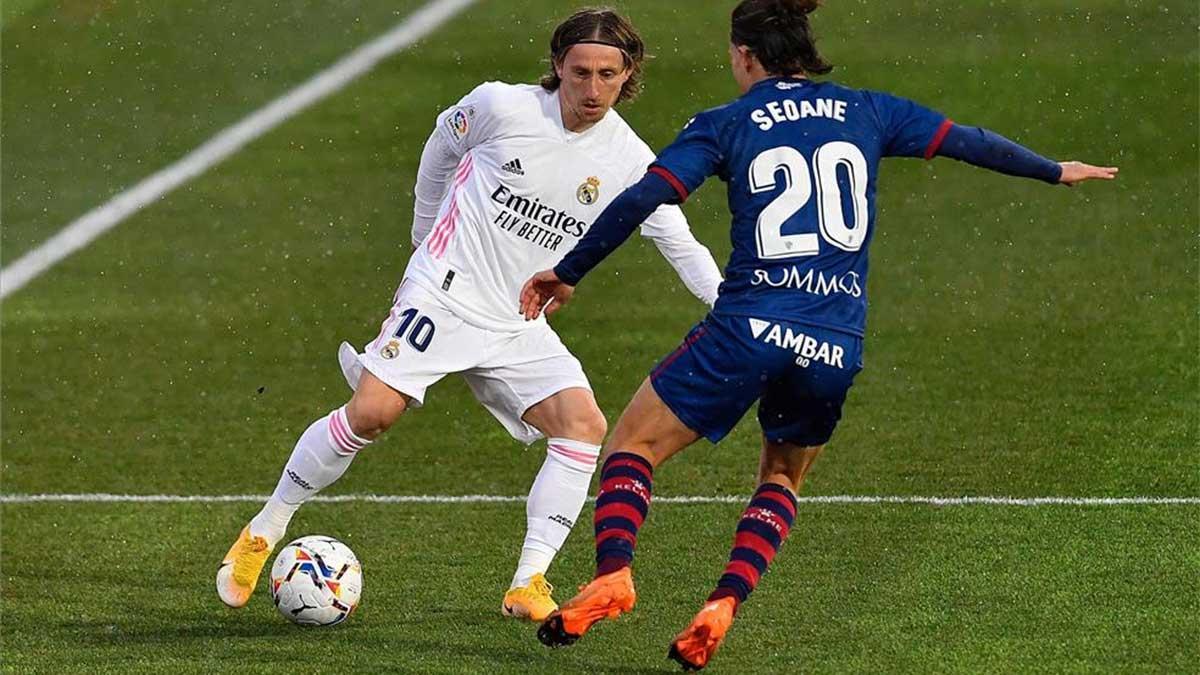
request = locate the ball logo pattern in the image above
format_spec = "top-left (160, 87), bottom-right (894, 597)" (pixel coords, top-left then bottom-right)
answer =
top-left (269, 535), bottom-right (363, 626)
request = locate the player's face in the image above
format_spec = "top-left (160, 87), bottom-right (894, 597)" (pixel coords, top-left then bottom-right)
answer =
top-left (555, 43), bottom-right (630, 132)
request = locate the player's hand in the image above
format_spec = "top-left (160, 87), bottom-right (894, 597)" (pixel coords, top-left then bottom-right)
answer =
top-left (1058, 161), bottom-right (1119, 187)
top-left (520, 269), bottom-right (575, 321)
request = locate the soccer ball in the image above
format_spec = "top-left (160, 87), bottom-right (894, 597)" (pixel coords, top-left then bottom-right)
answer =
top-left (269, 535), bottom-right (363, 626)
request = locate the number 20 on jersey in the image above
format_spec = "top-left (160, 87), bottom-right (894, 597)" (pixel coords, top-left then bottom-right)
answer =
top-left (751, 142), bottom-right (869, 260)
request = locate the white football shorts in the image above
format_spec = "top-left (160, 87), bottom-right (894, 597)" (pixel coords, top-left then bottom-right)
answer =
top-left (338, 279), bottom-right (591, 444)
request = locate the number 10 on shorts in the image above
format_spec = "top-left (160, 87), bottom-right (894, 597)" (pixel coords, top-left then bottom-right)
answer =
top-left (393, 308), bottom-right (436, 352)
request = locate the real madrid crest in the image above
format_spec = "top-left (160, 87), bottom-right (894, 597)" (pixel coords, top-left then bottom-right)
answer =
top-left (381, 339), bottom-right (401, 360)
top-left (576, 176), bottom-right (600, 205)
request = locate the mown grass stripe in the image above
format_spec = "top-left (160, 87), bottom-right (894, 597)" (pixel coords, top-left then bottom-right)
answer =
top-left (1, 493), bottom-right (1196, 506)
top-left (0, 0), bottom-right (479, 300)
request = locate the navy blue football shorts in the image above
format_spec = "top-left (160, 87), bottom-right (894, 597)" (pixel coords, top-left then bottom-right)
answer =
top-left (650, 312), bottom-right (864, 446)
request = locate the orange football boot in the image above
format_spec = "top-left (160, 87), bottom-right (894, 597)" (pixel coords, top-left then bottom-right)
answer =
top-left (536, 566), bottom-right (636, 647)
top-left (667, 597), bottom-right (737, 671)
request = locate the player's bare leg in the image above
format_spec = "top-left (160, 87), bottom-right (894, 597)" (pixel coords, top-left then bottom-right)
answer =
top-left (499, 387), bottom-right (607, 622)
top-left (344, 370), bottom-right (412, 439)
top-left (668, 439), bottom-right (822, 671)
top-left (538, 378), bottom-right (699, 646)
top-left (602, 378), bottom-right (702, 466)
top-left (217, 371), bottom-right (409, 608)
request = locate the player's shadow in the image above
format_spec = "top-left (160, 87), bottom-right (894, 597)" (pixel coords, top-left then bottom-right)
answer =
top-left (387, 610), bottom-right (678, 674)
top-left (57, 611), bottom-right (298, 646)
top-left (393, 637), bottom-right (676, 675)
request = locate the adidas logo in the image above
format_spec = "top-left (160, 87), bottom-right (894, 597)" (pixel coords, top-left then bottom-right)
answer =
top-left (501, 158), bottom-right (525, 175)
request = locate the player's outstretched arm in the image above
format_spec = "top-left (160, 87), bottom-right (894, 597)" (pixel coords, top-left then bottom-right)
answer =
top-left (936, 124), bottom-right (1118, 186)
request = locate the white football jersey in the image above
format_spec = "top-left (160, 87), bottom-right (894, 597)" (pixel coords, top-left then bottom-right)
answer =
top-left (404, 82), bottom-right (719, 332)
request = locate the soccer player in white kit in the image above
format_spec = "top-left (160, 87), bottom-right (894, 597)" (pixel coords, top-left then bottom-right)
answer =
top-left (216, 8), bottom-right (722, 622)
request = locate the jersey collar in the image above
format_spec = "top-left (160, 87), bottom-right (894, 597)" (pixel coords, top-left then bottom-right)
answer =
top-left (749, 76), bottom-right (812, 95)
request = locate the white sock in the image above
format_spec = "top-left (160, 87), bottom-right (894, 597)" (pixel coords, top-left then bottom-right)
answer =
top-left (511, 437), bottom-right (599, 588)
top-left (249, 406), bottom-right (371, 545)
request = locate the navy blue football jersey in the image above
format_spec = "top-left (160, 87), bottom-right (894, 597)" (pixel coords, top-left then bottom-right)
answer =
top-left (649, 76), bottom-right (950, 337)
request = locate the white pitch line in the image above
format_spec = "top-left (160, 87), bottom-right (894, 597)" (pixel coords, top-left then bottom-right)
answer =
top-left (1, 493), bottom-right (1197, 506)
top-left (0, 0), bottom-right (480, 301)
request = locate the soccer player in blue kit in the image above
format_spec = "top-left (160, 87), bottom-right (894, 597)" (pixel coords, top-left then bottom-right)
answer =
top-left (519, 0), bottom-right (1118, 669)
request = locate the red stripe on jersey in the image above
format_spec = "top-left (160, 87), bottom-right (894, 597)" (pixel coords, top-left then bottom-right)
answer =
top-left (924, 118), bottom-right (955, 160)
top-left (648, 165), bottom-right (689, 202)
top-left (651, 326), bottom-right (708, 380)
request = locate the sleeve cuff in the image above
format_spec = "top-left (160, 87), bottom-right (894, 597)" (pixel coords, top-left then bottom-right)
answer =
top-left (553, 263), bottom-right (582, 287)
top-left (648, 165), bottom-right (690, 203)
top-left (923, 118), bottom-right (955, 160)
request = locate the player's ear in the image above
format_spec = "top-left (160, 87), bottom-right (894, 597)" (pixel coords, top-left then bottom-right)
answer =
top-left (735, 44), bottom-right (755, 70)
top-left (729, 43), bottom-right (743, 69)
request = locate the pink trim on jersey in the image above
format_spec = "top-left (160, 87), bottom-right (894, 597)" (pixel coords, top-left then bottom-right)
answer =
top-left (428, 166), bottom-right (471, 256)
top-left (549, 443), bottom-right (599, 466)
top-left (425, 156), bottom-right (470, 255)
top-left (328, 407), bottom-right (369, 454)
top-left (427, 153), bottom-right (475, 258)
top-left (427, 201), bottom-right (460, 258)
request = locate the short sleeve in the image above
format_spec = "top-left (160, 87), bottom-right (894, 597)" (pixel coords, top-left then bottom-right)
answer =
top-left (864, 91), bottom-right (952, 160)
top-left (433, 81), bottom-right (510, 151)
top-left (649, 113), bottom-right (724, 203)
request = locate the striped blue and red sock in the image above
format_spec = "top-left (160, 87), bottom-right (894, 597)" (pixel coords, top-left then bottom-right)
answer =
top-left (593, 452), bottom-right (654, 577)
top-left (708, 483), bottom-right (798, 611)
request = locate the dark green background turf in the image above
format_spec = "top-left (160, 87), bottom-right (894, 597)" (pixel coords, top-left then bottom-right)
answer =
top-left (2, 1), bottom-right (1196, 672)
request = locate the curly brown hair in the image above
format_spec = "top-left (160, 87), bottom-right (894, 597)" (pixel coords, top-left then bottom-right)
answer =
top-left (539, 7), bottom-right (646, 104)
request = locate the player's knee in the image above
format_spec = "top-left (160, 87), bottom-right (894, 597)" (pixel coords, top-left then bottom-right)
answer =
top-left (758, 442), bottom-right (824, 490)
top-left (562, 406), bottom-right (608, 445)
top-left (345, 395), bottom-right (407, 440)
top-left (582, 407), bottom-right (609, 444)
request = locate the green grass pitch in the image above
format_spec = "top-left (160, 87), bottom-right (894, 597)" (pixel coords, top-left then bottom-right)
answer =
top-left (2, 1), bottom-right (1197, 672)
